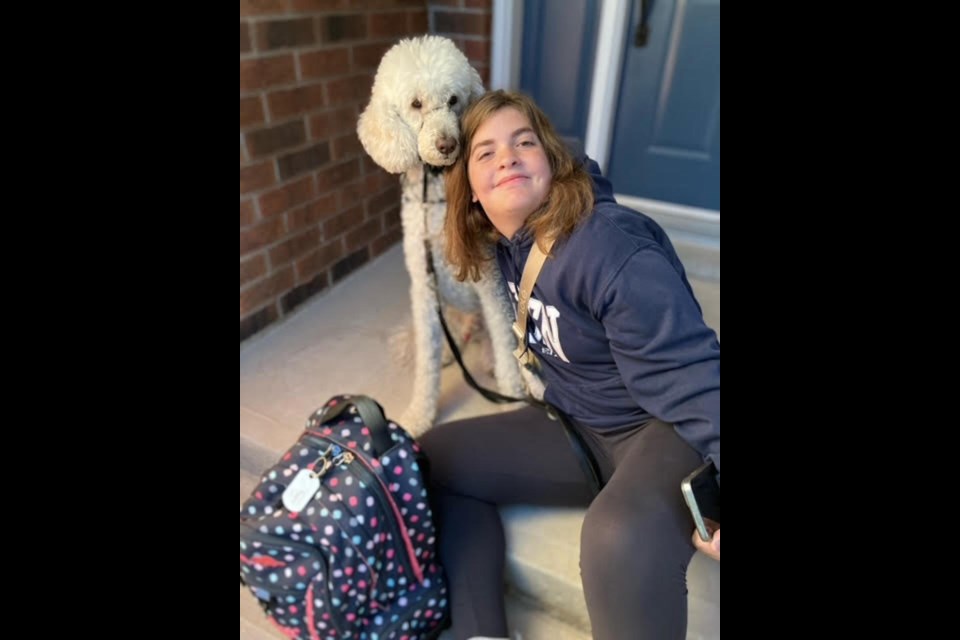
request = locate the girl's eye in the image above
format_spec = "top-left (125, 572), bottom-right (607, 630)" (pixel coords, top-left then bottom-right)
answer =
top-left (477, 151), bottom-right (491, 160)
top-left (519, 140), bottom-right (535, 147)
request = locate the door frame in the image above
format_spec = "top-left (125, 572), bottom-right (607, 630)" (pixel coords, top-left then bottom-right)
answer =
top-left (491, 0), bottom-right (719, 280)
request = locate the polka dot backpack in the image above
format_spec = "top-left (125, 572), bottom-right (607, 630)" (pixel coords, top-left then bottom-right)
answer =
top-left (240, 395), bottom-right (450, 639)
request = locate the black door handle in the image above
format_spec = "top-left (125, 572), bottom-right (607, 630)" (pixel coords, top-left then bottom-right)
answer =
top-left (634, 0), bottom-right (652, 47)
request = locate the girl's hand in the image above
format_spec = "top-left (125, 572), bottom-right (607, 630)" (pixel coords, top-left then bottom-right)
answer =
top-left (692, 518), bottom-right (720, 561)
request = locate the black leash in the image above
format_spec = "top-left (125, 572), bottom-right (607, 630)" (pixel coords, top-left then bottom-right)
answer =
top-left (417, 171), bottom-right (604, 495)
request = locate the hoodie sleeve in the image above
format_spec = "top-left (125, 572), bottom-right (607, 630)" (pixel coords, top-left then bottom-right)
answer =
top-left (598, 246), bottom-right (721, 474)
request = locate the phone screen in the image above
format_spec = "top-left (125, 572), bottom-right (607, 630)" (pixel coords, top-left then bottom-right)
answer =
top-left (681, 461), bottom-right (721, 542)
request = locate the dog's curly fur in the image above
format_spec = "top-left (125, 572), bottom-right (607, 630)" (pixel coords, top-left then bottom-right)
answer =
top-left (357, 35), bottom-right (538, 434)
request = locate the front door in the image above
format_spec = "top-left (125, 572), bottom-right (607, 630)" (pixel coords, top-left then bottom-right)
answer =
top-left (516, 0), bottom-right (720, 212)
top-left (606, 0), bottom-right (720, 211)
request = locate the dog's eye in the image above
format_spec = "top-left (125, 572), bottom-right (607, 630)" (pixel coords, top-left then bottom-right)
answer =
top-left (411, 99), bottom-right (422, 110)
top-left (448, 95), bottom-right (458, 107)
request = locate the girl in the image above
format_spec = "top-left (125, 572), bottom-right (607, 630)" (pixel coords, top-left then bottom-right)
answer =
top-left (419, 90), bottom-right (720, 640)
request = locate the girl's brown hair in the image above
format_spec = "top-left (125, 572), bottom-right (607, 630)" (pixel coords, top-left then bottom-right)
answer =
top-left (444, 90), bottom-right (594, 282)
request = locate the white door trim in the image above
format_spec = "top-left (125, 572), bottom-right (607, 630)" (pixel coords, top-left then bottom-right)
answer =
top-left (584, 0), bottom-right (631, 174)
top-left (491, 0), bottom-right (523, 89)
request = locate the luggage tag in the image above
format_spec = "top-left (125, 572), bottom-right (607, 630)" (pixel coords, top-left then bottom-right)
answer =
top-left (282, 469), bottom-right (321, 512)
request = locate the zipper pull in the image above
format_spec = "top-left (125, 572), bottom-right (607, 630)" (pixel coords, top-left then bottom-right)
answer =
top-left (333, 449), bottom-right (355, 467)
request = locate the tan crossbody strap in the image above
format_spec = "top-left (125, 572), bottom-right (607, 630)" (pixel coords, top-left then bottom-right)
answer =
top-left (512, 237), bottom-right (555, 363)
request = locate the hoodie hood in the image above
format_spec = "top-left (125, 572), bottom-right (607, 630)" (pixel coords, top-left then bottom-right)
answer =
top-left (579, 155), bottom-right (617, 205)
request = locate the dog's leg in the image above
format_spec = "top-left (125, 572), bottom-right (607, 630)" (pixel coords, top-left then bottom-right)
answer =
top-left (474, 263), bottom-right (526, 399)
top-left (398, 173), bottom-right (442, 435)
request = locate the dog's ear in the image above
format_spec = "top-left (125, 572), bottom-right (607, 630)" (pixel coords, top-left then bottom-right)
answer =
top-left (357, 98), bottom-right (419, 174)
top-left (468, 66), bottom-right (485, 104)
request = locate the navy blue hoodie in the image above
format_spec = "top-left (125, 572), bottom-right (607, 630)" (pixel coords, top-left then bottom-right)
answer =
top-left (496, 158), bottom-right (721, 473)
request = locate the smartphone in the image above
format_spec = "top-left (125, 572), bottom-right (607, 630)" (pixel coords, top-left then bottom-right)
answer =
top-left (681, 461), bottom-right (721, 542)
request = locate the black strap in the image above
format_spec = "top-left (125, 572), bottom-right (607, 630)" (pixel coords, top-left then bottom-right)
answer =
top-left (434, 288), bottom-right (528, 405)
top-left (424, 241), bottom-right (604, 495)
top-left (545, 404), bottom-right (604, 496)
top-left (320, 395), bottom-right (394, 457)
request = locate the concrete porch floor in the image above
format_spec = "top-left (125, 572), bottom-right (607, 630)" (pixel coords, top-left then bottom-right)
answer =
top-left (240, 242), bottom-right (720, 639)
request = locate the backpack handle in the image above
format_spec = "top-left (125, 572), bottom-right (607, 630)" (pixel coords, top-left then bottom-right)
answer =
top-left (319, 395), bottom-right (394, 457)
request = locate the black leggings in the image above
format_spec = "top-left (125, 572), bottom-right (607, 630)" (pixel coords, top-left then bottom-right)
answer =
top-left (418, 406), bottom-right (703, 640)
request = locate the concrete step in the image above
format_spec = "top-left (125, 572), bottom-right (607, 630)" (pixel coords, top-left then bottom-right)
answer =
top-left (505, 590), bottom-right (591, 640)
top-left (240, 468), bottom-right (719, 640)
top-left (240, 245), bottom-right (721, 638)
top-left (501, 505), bottom-right (720, 639)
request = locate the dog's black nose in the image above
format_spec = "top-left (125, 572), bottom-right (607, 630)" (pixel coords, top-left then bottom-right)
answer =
top-left (436, 137), bottom-right (458, 155)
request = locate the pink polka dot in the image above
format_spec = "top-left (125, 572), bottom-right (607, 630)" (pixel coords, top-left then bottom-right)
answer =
top-left (361, 428), bottom-right (370, 435)
top-left (349, 496), bottom-right (358, 507)
top-left (410, 515), bottom-right (419, 523)
top-left (288, 605), bottom-right (298, 614)
top-left (394, 466), bottom-right (403, 475)
top-left (298, 566), bottom-right (307, 576)
top-left (344, 567), bottom-right (354, 576)
top-left (341, 584), bottom-right (350, 593)
top-left (348, 441), bottom-right (357, 449)
top-left (283, 452), bottom-right (292, 461)
top-left (403, 493), bottom-right (412, 502)
top-left (370, 517), bottom-right (378, 527)
top-left (330, 478), bottom-right (339, 487)
top-left (418, 533), bottom-right (425, 542)
top-left (346, 613), bottom-right (357, 622)
top-left (386, 549), bottom-right (395, 559)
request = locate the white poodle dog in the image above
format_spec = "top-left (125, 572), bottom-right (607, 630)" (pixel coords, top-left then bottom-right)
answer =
top-left (357, 35), bottom-right (539, 434)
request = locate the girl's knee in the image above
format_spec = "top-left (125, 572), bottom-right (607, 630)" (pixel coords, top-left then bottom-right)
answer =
top-left (580, 506), bottom-right (692, 581)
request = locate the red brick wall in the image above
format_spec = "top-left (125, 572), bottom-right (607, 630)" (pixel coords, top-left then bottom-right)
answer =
top-left (240, 0), bottom-right (492, 343)
top-left (429, 0), bottom-right (492, 86)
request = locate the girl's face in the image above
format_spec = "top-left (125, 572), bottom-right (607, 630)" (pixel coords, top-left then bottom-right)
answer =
top-left (467, 107), bottom-right (552, 239)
